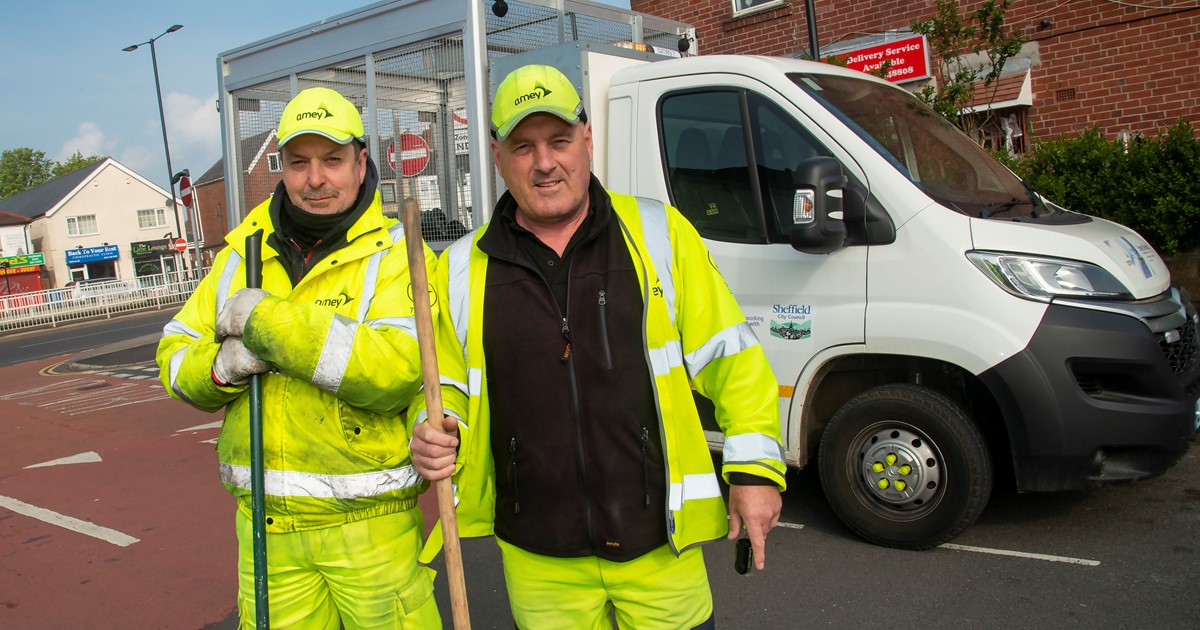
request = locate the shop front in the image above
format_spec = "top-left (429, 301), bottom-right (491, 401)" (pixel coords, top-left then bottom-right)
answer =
top-left (64, 245), bottom-right (120, 284)
top-left (130, 238), bottom-right (181, 284)
top-left (0, 252), bottom-right (46, 296)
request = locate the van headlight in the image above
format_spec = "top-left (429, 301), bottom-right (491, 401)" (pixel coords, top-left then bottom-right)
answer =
top-left (966, 251), bottom-right (1132, 301)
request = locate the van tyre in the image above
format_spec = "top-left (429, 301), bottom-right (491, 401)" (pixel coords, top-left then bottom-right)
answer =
top-left (818, 384), bottom-right (992, 550)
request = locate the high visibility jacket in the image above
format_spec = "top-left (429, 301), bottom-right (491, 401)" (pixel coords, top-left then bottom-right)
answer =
top-left (156, 193), bottom-right (437, 533)
top-left (420, 190), bottom-right (785, 562)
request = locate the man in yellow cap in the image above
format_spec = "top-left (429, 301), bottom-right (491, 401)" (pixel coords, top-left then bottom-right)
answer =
top-left (157, 86), bottom-right (442, 629)
top-left (412, 64), bottom-right (786, 628)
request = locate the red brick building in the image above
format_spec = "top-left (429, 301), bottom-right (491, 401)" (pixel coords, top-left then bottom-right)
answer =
top-left (191, 130), bottom-right (280, 265)
top-left (631, 0), bottom-right (1199, 146)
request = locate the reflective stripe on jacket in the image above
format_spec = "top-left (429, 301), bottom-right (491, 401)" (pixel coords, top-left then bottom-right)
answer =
top-left (156, 192), bottom-right (437, 532)
top-left (420, 191), bottom-right (785, 562)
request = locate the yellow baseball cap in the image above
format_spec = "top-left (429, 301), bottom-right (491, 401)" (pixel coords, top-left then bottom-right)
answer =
top-left (276, 87), bottom-right (365, 147)
top-left (491, 64), bottom-right (585, 140)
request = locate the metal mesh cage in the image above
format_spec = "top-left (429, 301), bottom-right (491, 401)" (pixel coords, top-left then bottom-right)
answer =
top-left (220, 0), bottom-right (692, 241)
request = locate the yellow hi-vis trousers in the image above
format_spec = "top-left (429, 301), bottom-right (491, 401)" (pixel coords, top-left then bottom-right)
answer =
top-left (498, 539), bottom-right (714, 629)
top-left (235, 508), bottom-right (440, 629)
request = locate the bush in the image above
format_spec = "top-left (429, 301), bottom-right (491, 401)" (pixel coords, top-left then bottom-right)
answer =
top-left (1001, 120), bottom-right (1200, 256)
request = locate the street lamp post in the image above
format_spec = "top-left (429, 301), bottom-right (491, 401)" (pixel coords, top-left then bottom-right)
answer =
top-left (123, 24), bottom-right (186, 275)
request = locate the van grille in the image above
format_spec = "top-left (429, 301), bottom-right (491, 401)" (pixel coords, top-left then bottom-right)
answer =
top-left (1160, 316), bottom-right (1198, 375)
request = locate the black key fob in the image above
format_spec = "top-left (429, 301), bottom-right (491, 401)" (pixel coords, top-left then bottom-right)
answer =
top-left (734, 536), bottom-right (752, 575)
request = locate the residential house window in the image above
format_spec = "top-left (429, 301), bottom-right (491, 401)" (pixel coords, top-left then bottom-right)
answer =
top-left (268, 152), bottom-right (282, 172)
top-left (732, 0), bottom-right (784, 17)
top-left (137, 207), bottom-right (168, 229)
top-left (66, 215), bottom-right (99, 236)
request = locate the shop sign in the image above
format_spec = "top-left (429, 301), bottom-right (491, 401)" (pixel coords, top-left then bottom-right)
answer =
top-left (131, 239), bottom-right (172, 256)
top-left (823, 35), bottom-right (931, 84)
top-left (65, 244), bottom-right (120, 265)
top-left (0, 252), bottom-right (45, 268)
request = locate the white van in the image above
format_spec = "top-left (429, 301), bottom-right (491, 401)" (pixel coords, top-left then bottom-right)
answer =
top-left (218, 1), bottom-right (1198, 549)
top-left (495, 43), bottom-right (1200, 548)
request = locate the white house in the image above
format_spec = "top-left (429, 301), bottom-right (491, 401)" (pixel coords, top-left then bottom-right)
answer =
top-left (0, 158), bottom-right (189, 288)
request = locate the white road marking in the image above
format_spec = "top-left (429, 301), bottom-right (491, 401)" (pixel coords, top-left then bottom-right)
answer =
top-left (775, 521), bottom-right (805, 530)
top-left (0, 378), bottom-right (96, 399)
top-left (940, 543), bottom-right (1101, 566)
top-left (54, 391), bottom-right (172, 415)
top-left (25, 451), bottom-right (103, 469)
top-left (177, 420), bottom-right (223, 433)
top-left (2, 380), bottom-right (170, 415)
top-left (0, 495), bottom-right (140, 547)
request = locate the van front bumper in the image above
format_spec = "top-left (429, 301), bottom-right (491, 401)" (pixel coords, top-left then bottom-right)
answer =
top-left (980, 287), bottom-right (1200, 492)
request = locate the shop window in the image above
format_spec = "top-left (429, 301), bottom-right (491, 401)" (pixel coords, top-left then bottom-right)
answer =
top-left (66, 215), bottom-right (99, 236)
top-left (966, 108), bottom-right (1028, 156)
top-left (137, 207), bottom-right (168, 229)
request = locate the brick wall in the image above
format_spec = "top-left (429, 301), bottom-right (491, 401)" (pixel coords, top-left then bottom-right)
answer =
top-left (631, 0), bottom-right (1200, 142)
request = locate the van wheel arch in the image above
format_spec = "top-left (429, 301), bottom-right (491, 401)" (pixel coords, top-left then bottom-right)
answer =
top-left (801, 355), bottom-right (1014, 488)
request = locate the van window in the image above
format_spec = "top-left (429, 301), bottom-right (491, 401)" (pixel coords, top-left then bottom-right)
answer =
top-left (790, 72), bottom-right (1045, 220)
top-left (661, 91), bottom-right (758, 242)
top-left (660, 89), bottom-right (829, 243)
top-left (748, 92), bottom-right (828, 239)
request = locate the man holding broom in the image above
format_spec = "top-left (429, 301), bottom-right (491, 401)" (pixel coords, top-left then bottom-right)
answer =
top-left (157, 86), bottom-right (442, 629)
top-left (411, 64), bottom-right (786, 628)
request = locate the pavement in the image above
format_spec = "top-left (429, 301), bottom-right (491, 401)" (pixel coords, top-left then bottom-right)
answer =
top-left (65, 333), bottom-right (161, 371)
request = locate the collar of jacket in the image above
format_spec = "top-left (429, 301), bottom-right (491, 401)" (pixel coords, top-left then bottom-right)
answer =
top-left (477, 173), bottom-right (612, 261)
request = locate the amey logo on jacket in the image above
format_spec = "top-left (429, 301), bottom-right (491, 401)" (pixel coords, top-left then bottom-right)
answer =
top-left (295, 106), bottom-right (334, 122)
top-left (513, 83), bottom-right (552, 106)
top-left (315, 291), bottom-right (355, 308)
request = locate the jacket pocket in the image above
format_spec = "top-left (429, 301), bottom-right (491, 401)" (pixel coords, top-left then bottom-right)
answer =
top-left (338, 400), bottom-right (405, 464)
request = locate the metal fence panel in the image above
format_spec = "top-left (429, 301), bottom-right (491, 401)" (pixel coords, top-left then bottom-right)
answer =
top-left (218, 0), bottom-right (693, 237)
top-left (0, 270), bottom-right (204, 333)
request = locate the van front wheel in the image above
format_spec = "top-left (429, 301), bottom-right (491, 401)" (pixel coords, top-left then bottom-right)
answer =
top-left (818, 384), bottom-right (992, 550)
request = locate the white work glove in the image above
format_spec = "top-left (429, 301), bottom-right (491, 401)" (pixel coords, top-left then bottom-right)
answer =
top-left (215, 288), bottom-right (268, 339)
top-left (212, 336), bottom-right (272, 387)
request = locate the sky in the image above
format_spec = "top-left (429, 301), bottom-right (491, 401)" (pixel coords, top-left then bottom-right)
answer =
top-left (0, 0), bottom-right (630, 194)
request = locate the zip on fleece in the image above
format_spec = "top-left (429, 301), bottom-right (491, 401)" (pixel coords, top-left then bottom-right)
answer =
top-left (598, 290), bottom-right (613, 370)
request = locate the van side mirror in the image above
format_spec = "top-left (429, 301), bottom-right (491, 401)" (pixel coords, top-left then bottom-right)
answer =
top-left (789, 156), bottom-right (848, 254)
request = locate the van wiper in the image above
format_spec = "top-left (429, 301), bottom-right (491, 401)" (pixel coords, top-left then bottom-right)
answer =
top-left (1019, 179), bottom-right (1048, 217)
top-left (979, 198), bottom-right (1023, 219)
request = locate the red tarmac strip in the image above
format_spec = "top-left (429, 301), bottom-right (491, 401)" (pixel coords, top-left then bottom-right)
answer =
top-left (0, 354), bottom-right (237, 629)
top-left (0, 351), bottom-right (443, 629)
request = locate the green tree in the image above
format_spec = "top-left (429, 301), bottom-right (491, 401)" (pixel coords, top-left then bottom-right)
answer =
top-left (0, 148), bottom-right (53, 199)
top-left (1002, 121), bottom-right (1200, 256)
top-left (912, 0), bottom-right (1026, 136)
top-left (51, 150), bottom-right (102, 178)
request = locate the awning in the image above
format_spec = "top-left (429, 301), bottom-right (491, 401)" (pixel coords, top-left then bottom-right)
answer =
top-left (962, 68), bottom-right (1031, 114)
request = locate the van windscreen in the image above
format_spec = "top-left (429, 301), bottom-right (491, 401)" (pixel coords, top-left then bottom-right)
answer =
top-left (789, 73), bottom-right (1055, 221)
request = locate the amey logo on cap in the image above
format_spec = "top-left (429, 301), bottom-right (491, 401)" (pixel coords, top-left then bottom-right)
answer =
top-left (513, 83), bottom-right (553, 106)
top-left (296, 106), bottom-right (334, 123)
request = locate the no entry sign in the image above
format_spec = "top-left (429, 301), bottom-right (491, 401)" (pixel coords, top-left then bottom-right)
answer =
top-left (173, 238), bottom-right (188, 252)
top-left (396, 133), bottom-right (430, 177)
top-left (178, 175), bottom-right (193, 208)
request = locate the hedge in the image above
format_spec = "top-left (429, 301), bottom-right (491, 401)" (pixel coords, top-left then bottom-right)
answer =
top-left (997, 120), bottom-right (1200, 256)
